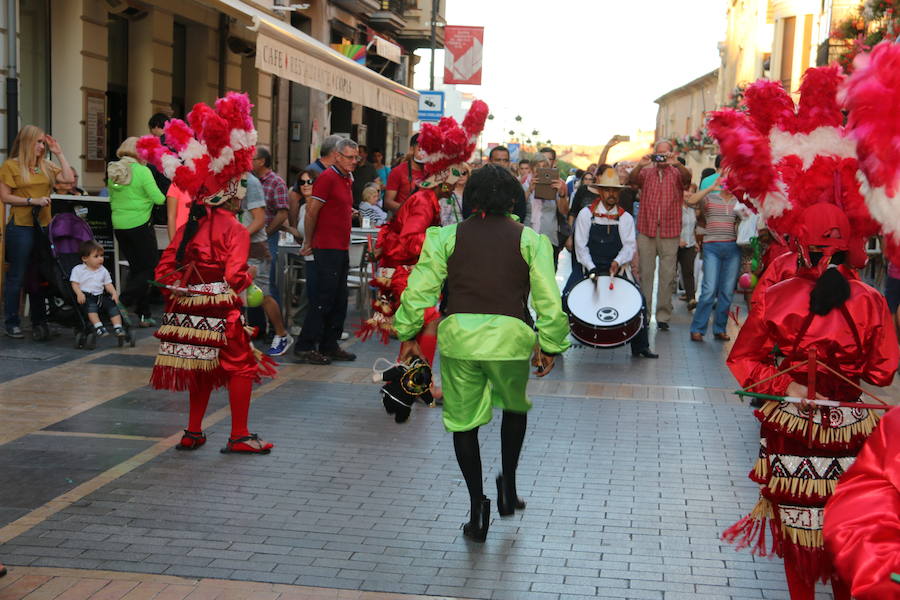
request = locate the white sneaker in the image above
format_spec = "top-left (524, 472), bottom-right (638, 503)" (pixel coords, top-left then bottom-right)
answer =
top-left (340, 331), bottom-right (350, 341)
top-left (267, 334), bottom-right (294, 356)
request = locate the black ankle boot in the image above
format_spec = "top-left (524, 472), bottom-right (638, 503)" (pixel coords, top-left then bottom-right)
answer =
top-left (462, 496), bottom-right (490, 542)
top-left (496, 473), bottom-right (527, 516)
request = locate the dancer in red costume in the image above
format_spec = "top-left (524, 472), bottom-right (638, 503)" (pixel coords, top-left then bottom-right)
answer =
top-left (824, 406), bottom-right (900, 600)
top-left (708, 52), bottom-right (900, 598)
top-left (137, 93), bottom-right (276, 454)
top-left (726, 204), bottom-right (898, 599)
top-left (358, 100), bottom-right (489, 368)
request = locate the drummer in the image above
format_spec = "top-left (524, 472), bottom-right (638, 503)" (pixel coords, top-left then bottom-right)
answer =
top-left (572, 167), bottom-right (658, 358)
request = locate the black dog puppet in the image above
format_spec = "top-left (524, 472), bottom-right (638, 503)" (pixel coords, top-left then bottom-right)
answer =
top-left (375, 358), bottom-right (435, 423)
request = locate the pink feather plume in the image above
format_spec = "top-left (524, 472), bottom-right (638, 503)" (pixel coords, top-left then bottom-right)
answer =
top-left (707, 109), bottom-right (777, 200)
top-left (743, 80), bottom-right (793, 135)
top-left (787, 65), bottom-right (844, 134)
top-left (844, 41), bottom-right (900, 196)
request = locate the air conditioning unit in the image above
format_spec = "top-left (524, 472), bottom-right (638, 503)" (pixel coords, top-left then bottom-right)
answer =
top-left (105, 0), bottom-right (148, 19)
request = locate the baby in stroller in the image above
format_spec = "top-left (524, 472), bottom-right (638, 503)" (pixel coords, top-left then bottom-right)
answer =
top-left (70, 240), bottom-right (124, 338)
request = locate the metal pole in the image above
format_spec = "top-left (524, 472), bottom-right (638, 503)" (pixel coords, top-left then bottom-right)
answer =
top-left (7, 0), bottom-right (19, 153)
top-left (217, 13), bottom-right (228, 97)
top-left (429, 0), bottom-right (439, 91)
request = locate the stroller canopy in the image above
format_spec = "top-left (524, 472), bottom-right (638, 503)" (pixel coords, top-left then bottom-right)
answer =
top-left (48, 212), bottom-right (95, 258)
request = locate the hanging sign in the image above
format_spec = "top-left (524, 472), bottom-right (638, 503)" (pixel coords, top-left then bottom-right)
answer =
top-left (443, 26), bottom-right (484, 85)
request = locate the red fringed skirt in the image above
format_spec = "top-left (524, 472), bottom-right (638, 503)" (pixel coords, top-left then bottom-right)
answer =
top-left (151, 282), bottom-right (276, 391)
top-left (723, 399), bottom-right (879, 586)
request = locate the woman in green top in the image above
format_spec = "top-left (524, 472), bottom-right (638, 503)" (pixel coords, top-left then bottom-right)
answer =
top-left (395, 164), bottom-right (570, 542)
top-left (107, 137), bottom-right (165, 325)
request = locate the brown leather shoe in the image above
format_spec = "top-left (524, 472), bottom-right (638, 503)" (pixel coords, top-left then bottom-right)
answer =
top-left (324, 348), bottom-right (357, 362)
top-left (714, 333), bottom-right (731, 341)
top-left (690, 333), bottom-right (703, 342)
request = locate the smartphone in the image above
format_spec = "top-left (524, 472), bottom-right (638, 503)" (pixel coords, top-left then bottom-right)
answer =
top-left (534, 167), bottom-right (557, 200)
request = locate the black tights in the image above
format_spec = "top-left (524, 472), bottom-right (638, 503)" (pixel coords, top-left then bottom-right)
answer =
top-left (452, 411), bottom-right (528, 510)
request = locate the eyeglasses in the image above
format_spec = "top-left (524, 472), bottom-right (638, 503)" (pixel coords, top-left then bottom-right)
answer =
top-left (299, 179), bottom-right (314, 185)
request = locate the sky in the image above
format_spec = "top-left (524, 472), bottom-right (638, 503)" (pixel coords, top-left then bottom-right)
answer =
top-left (414, 0), bottom-right (727, 146)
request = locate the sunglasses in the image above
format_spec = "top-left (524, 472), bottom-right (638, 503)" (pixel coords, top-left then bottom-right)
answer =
top-left (299, 179), bottom-right (314, 185)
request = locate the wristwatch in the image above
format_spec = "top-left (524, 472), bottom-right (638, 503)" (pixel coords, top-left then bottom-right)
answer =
top-left (26, 197), bottom-right (31, 206)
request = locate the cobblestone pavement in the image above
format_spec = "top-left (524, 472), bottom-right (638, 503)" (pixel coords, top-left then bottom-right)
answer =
top-left (0, 294), bottom-right (871, 599)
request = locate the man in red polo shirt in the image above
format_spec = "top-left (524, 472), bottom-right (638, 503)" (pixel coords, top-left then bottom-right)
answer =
top-left (384, 133), bottom-right (425, 212)
top-left (294, 138), bottom-right (359, 365)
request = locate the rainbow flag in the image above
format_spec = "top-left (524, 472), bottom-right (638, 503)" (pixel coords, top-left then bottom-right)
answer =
top-left (331, 43), bottom-right (367, 65)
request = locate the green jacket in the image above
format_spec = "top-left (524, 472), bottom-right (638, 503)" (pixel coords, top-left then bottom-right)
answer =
top-left (108, 161), bottom-right (166, 230)
top-left (395, 222), bottom-right (570, 360)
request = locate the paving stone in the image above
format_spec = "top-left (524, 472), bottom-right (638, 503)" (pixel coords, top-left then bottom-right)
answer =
top-left (0, 311), bottom-right (839, 598)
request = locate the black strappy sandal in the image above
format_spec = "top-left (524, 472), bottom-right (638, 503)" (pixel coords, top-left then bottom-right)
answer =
top-left (175, 430), bottom-right (206, 451)
top-left (220, 433), bottom-right (273, 454)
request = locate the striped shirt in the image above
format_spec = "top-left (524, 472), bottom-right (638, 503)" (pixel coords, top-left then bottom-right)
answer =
top-left (701, 193), bottom-right (738, 243)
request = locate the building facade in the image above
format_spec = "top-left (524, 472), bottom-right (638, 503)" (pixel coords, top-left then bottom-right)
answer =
top-left (654, 70), bottom-right (719, 181)
top-left (0, 0), bottom-right (441, 192)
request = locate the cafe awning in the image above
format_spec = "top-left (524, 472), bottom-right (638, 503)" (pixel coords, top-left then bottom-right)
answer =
top-left (204, 0), bottom-right (418, 122)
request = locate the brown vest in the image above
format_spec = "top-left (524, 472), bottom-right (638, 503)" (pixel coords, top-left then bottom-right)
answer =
top-left (445, 215), bottom-right (530, 321)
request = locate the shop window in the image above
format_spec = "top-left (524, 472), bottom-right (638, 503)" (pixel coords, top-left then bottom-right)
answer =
top-left (107, 14), bottom-right (129, 162)
top-left (19, 0), bottom-right (51, 132)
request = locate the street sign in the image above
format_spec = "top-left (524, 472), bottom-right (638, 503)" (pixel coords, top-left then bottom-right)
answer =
top-left (417, 90), bottom-right (445, 122)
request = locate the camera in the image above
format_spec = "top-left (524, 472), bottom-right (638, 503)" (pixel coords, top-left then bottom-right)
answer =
top-left (651, 153), bottom-right (667, 163)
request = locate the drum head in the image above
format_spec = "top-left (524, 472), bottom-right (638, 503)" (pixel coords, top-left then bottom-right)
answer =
top-left (566, 276), bottom-right (642, 327)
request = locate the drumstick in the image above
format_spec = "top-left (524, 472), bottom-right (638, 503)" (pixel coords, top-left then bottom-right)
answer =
top-left (609, 278), bottom-right (615, 290)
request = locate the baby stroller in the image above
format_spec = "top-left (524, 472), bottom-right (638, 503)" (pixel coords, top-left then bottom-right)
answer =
top-left (41, 211), bottom-right (135, 349)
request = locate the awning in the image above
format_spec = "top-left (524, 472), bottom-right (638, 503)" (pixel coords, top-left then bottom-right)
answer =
top-left (201, 0), bottom-right (418, 121)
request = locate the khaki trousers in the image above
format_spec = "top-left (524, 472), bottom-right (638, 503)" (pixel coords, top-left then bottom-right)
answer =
top-left (637, 233), bottom-right (679, 324)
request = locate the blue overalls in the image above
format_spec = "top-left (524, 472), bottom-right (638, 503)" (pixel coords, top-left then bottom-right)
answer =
top-left (585, 212), bottom-right (650, 354)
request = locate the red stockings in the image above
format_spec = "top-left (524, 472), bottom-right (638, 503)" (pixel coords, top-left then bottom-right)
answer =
top-left (187, 383), bottom-right (212, 432)
top-left (416, 332), bottom-right (438, 366)
top-left (186, 375), bottom-right (254, 440)
top-left (228, 376), bottom-right (253, 440)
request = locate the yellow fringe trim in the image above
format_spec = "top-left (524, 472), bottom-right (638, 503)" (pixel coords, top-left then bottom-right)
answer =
top-left (172, 291), bottom-right (237, 307)
top-left (759, 400), bottom-right (880, 445)
top-left (752, 457), bottom-right (770, 480)
top-left (154, 354), bottom-right (219, 371)
top-left (749, 495), bottom-right (775, 519)
top-left (156, 325), bottom-right (225, 343)
top-left (782, 523), bottom-right (824, 550)
top-left (768, 476), bottom-right (836, 499)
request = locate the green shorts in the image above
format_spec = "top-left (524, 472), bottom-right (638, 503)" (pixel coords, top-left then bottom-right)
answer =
top-left (440, 357), bottom-right (531, 432)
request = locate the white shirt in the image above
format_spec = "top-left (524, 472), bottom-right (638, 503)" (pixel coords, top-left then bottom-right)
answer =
top-left (680, 204), bottom-right (697, 248)
top-left (70, 264), bottom-right (112, 295)
top-left (573, 203), bottom-right (636, 272)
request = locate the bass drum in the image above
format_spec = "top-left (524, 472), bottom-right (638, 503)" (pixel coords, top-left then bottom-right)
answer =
top-left (564, 276), bottom-right (644, 348)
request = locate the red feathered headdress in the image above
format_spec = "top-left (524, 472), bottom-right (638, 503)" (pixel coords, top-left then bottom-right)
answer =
top-left (136, 92), bottom-right (257, 206)
top-left (842, 41), bottom-right (900, 266)
top-left (418, 100), bottom-right (489, 180)
top-left (708, 65), bottom-right (879, 262)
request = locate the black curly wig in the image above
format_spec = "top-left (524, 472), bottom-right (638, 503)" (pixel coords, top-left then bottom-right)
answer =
top-left (462, 163), bottom-right (522, 217)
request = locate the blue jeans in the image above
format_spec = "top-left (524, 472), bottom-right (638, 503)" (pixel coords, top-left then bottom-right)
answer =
top-left (267, 234), bottom-right (280, 305)
top-left (4, 224), bottom-right (47, 329)
top-left (690, 241), bottom-right (740, 335)
top-left (563, 250), bottom-right (583, 296)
